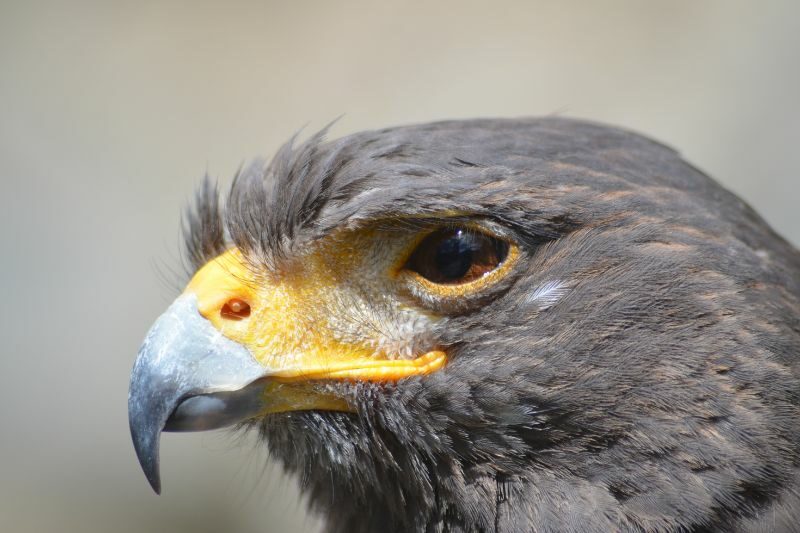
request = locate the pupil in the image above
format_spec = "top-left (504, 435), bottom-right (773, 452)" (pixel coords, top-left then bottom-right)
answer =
top-left (435, 231), bottom-right (473, 280)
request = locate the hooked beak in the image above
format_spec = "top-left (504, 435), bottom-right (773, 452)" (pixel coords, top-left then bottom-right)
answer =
top-left (128, 248), bottom-right (447, 494)
top-left (128, 294), bottom-right (266, 494)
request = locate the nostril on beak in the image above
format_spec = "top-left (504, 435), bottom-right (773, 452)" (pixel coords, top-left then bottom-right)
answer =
top-left (220, 298), bottom-right (251, 320)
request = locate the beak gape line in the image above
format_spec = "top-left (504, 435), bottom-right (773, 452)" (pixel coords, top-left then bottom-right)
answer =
top-left (127, 294), bottom-right (267, 494)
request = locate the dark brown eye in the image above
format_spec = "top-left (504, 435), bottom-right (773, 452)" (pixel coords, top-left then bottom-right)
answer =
top-left (405, 228), bottom-right (509, 284)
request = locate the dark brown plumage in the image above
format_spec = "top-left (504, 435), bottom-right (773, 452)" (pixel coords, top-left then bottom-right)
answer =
top-left (134, 117), bottom-right (800, 532)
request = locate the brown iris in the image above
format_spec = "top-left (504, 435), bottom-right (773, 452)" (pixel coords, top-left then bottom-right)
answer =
top-left (405, 228), bottom-right (509, 285)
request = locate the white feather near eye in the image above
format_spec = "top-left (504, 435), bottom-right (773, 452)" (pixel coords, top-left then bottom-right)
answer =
top-left (524, 280), bottom-right (570, 311)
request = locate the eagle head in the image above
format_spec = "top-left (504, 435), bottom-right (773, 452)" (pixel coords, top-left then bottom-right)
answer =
top-left (129, 118), bottom-right (800, 532)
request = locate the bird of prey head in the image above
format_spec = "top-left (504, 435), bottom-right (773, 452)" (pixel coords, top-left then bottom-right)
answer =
top-left (129, 118), bottom-right (800, 532)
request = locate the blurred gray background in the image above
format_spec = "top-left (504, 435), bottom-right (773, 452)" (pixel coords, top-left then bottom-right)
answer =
top-left (1, 1), bottom-right (798, 532)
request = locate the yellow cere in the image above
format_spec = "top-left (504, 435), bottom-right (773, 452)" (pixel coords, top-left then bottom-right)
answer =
top-left (185, 237), bottom-right (447, 384)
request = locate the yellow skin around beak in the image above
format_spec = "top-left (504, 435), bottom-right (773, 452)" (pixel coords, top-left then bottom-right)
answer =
top-left (185, 247), bottom-right (447, 400)
top-left (129, 223), bottom-right (511, 493)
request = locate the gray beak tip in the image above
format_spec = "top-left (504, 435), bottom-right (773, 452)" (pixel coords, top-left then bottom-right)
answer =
top-left (136, 444), bottom-right (162, 495)
top-left (145, 465), bottom-right (163, 495)
top-left (149, 473), bottom-right (162, 495)
top-left (129, 405), bottom-right (163, 494)
top-left (127, 295), bottom-right (267, 494)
